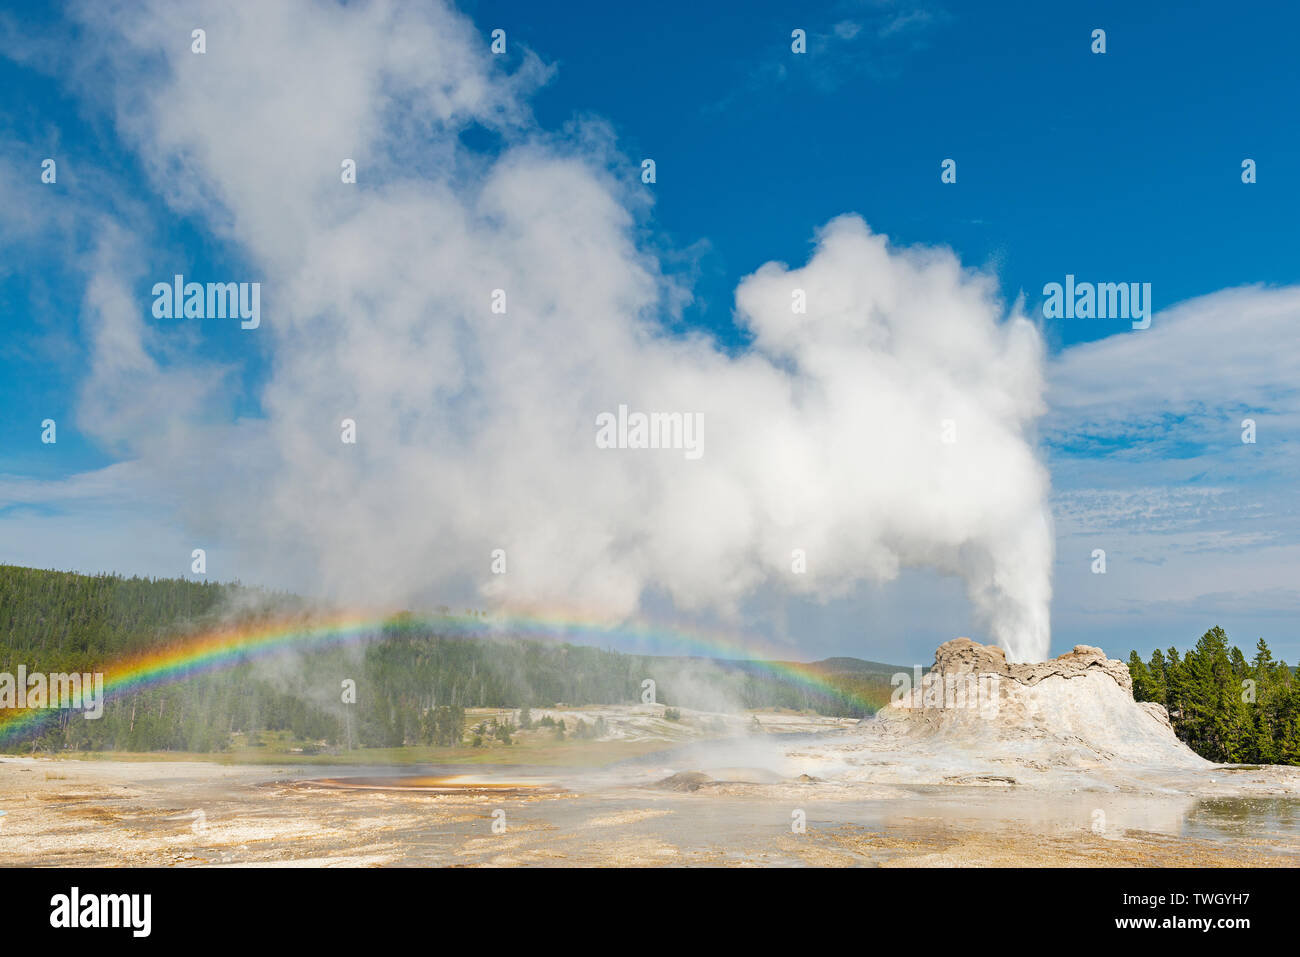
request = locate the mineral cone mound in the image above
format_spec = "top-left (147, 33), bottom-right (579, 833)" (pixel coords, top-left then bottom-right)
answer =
top-left (880, 638), bottom-right (1204, 770)
top-left (787, 637), bottom-right (1300, 795)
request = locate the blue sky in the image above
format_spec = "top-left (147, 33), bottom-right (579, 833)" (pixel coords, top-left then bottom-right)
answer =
top-left (2, 0), bottom-right (1299, 666)
top-left (482, 0), bottom-right (1300, 347)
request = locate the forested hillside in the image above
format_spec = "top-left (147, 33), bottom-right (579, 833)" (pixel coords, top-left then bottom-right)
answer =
top-left (1129, 626), bottom-right (1300, 765)
top-left (0, 565), bottom-right (892, 753)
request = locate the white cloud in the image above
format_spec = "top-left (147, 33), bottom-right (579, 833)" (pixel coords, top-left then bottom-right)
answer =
top-left (1048, 285), bottom-right (1300, 457)
top-left (1046, 284), bottom-right (1300, 658)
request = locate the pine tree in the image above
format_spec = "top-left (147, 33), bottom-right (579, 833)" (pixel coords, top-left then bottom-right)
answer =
top-left (1128, 651), bottom-right (1154, 701)
top-left (1164, 647), bottom-right (1187, 725)
top-left (1146, 648), bottom-right (1168, 705)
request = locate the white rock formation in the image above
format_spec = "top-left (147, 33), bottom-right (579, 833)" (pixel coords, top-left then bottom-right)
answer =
top-left (883, 638), bottom-right (1203, 770)
top-left (784, 638), bottom-right (1300, 795)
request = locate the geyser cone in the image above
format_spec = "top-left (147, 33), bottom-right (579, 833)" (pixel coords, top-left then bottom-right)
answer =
top-left (883, 638), bottom-right (1203, 769)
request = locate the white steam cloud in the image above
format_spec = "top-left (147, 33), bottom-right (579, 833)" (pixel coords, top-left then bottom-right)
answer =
top-left (49, 0), bottom-right (1054, 660)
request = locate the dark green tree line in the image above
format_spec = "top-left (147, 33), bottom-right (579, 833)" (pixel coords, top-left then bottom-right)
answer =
top-left (1129, 626), bottom-right (1300, 764)
top-left (1, 565), bottom-right (890, 753)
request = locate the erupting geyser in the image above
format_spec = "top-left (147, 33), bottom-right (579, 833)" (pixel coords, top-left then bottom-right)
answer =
top-left (67, 0), bottom-right (1058, 661)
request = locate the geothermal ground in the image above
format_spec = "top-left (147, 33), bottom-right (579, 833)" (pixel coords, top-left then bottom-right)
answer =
top-left (3, 640), bottom-right (1299, 867)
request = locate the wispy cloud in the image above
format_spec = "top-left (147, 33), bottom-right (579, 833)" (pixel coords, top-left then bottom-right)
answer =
top-left (702, 1), bottom-right (951, 113)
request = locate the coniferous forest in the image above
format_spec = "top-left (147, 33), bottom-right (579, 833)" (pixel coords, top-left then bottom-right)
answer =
top-left (0, 565), bottom-right (892, 753)
top-left (1128, 626), bottom-right (1300, 765)
top-left (12, 566), bottom-right (1293, 765)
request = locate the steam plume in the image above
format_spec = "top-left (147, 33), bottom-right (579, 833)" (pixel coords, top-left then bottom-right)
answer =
top-left (56, 0), bottom-right (1054, 660)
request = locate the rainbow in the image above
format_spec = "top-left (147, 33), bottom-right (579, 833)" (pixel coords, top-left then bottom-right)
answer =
top-left (0, 610), bottom-right (891, 743)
